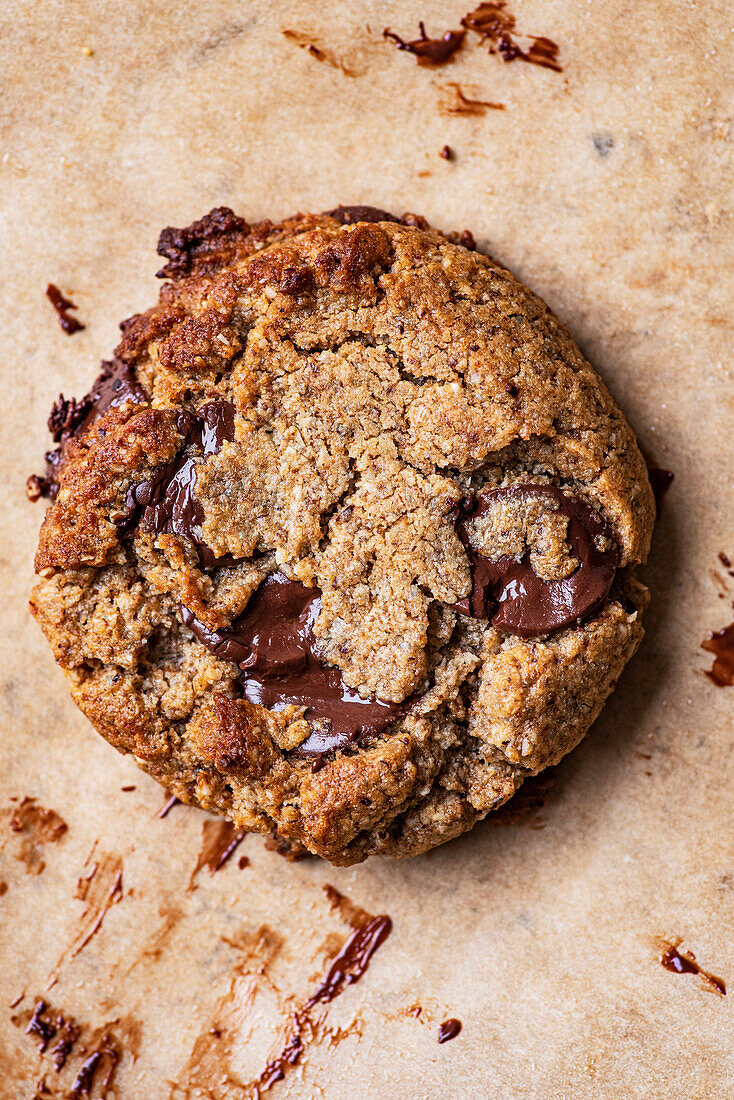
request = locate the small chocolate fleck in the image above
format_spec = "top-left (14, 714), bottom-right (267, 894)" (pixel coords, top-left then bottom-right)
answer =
top-left (439, 144), bottom-right (453, 160)
top-left (440, 82), bottom-right (505, 115)
top-left (438, 1017), bottom-right (462, 1043)
top-left (157, 794), bottom-right (180, 818)
top-left (45, 284), bottom-right (86, 335)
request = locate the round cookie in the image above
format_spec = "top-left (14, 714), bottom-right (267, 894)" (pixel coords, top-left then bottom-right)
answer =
top-left (29, 205), bottom-right (655, 865)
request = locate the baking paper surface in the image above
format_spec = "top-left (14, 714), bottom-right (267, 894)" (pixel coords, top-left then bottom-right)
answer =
top-left (1, 1), bottom-right (733, 1095)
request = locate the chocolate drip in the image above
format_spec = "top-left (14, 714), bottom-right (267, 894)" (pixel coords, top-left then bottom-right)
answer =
top-left (119, 400), bottom-right (238, 569)
top-left (382, 21), bottom-right (466, 65)
top-left (455, 485), bottom-right (619, 637)
top-left (181, 572), bottom-right (408, 754)
top-left (31, 360), bottom-right (146, 501)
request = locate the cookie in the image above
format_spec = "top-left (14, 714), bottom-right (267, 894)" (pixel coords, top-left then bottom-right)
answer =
top-left (29, 205), bottom-right (655, 865)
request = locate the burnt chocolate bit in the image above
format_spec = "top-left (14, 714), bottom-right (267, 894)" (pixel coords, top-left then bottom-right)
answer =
top-left (659, 941), bottom-right (726, 996)
top-left (455, 485), bottom-right (619, 637)
top-left (701, 622), bottom-right (734, 687)
top-left (31, 360), bottom-right (147, 502)
top-left (45, 283), bottom-right (86, 334)
top-left (438, 1018), bottom-right (462, 1043)
top-left (323, 204), bottom-right (399, 225)
top-left (181, 571), bottom-right (408, 753)
top-left (156, 206), bottom-right (250, 279)
top-left (382, 21), bottom-right (466, 65)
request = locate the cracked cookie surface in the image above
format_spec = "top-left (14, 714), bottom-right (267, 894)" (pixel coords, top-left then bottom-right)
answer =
top-left (30, 205), bottom-right (654, 864)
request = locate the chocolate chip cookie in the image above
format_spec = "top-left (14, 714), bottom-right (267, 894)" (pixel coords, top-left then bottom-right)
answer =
top-left (29, 204), bottom-right (654, 864)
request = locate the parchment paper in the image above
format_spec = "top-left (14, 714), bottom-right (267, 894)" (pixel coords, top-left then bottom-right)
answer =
top-left (1, 2), bottom-right (732, 1096)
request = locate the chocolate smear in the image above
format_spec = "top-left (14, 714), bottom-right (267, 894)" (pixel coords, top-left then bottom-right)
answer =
top-left (461, 3), bottom-right (562, 72)
top-left (438, 1018), bottom-right (462, 1043)
top-left (440, 82), bottom-right (505, 114)
top-left (382, 21), bottom-right (466, 66)
top-left (45, 283), bottom-right (86, 334)
top-left (190, 820), bottom-right (246, 887)
top-left (255, 893), bottom-right (392, 1093)
top-left (701, 622), bottom-right (734, 687)
top-left (659, 940), bottom-right (726, 996)
top-left (454, 485), bottom-right (618, 636)
top-left (181, 571), bottom-right (408, 755)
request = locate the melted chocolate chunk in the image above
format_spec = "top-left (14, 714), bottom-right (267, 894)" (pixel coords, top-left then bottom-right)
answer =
top-left (455, 485), bottom-right (619, 637)
top-left (323, 205), bottom-right (399, 225)
top-left (382, 21), bottom-right (466, 65)
top-left (45, 283), bottom-right (85, 334)
top-left (31, 360), bottom-right (146, 501)
top-left (181, 572), bottom-right (408, 754)
top-left (118, 400), bottom-right (238, 569)
top-left (438, 1018), bottom-right (462, 1043)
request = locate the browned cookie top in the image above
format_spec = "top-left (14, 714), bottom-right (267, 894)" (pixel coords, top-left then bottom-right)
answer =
top-left (30, 205), bottom-right (654, 864)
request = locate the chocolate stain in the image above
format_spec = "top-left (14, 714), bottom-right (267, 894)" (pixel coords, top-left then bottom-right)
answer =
top-left (461, 2), bottom-right (562, 72)
top-left (189, 819), bottom-right (246, 888)
top-left (438, 1018), bottom-right (462, 1043)
top-left (282, 29), bottom-right (355, 75)
top-left (439, 82), bottom-right (505, 114)
top-left (659, 940), bottom-right (726, 997)
top-left (701, 621), bottom-right (734, 687)
top-left (45, 284), bottom-right (86, 335)
top-left (127, 903), bottom-right (185, 975)
top-left (4, 798), bottom-right (67, 876)
top-left (382, 21), bottom-right (465, 65)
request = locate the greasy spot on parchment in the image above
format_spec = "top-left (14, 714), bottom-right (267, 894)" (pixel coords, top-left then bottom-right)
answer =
top-left (3, 797), bottom-right (67, 876)
top-left (10, 996), bottom-right (141, 1098)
